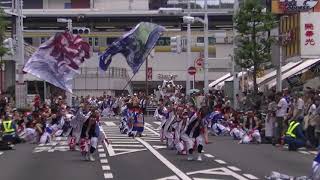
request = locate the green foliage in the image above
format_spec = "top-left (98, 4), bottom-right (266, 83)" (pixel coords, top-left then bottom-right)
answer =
top-left (234, 0), bottom-right (276, 94)
top-left (0, 8), bottom-right (7, 59)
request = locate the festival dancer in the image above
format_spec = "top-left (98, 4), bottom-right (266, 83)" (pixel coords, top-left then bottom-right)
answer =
top-left (80, 110), bottom-right (100, 161)
top-left (181, 106), bottom-right (206, 161)
top-left (69, 103), bottom-right (92, 150)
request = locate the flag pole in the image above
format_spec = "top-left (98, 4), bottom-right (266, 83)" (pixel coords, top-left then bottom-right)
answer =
top-left (122, 61), bottom-right (145, 92)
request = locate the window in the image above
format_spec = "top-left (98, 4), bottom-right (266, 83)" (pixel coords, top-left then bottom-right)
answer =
top-left (24, 37), bottom-right (33, 45)
top-left (156, 37), bottom-right (170, 46)
top-left (106, 37), bottom-right (118, 46)
top-left (64, 3), bottom-right (72, 9)
top-left (94, 37), bottom-right (99, 46)
top-left (88, 37), bottom-right (93, 46)
top-left (197, 37), bottom-right (216, 45)
top-left (197, 37), bottom-right (204, 43)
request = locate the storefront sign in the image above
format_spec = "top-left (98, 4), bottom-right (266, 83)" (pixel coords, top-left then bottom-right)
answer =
top-left (300, 12), bottom-right (320, 57)
top-left (157, 74), bottom-right (177, 80)
top-left (272, 0), bottom-right (320, 14)
top-left (280, 0), bottom-right (319, 12)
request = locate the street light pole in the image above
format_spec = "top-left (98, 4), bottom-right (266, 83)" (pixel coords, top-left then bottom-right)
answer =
top-left (276, 40), bottom-right (282, 92)
top-left (15, 0), bottom-right (26, 109)
top-left (232, 0), bottom-right (239, 110)
top-left (186, 0), bottom-right (191, 97)
top-left (203, 0), bottom-right (209, 94)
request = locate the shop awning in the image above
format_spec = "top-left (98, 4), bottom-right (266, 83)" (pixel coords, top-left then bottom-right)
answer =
top-left (257, 61), bottom-right (302, 86)
top-left (213, 71), bottom-right (247, 90)
top-left (265, 59), bottom-right (320, 89)
top-left (208, 73), bottom-right (232, 88)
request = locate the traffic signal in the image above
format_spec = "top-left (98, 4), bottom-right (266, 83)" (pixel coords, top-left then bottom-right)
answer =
top-left (3, 38), bottom-right (14, 55)
top-left (72, 27), bottom-right (90, 34)
top-left (170, 35), bottom-right (182, 54)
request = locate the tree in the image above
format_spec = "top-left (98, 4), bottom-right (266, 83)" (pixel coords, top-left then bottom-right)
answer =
top-left (0, 9), bottom-right (8, 93)
top-left (234, 0), bottom-right (276, 96)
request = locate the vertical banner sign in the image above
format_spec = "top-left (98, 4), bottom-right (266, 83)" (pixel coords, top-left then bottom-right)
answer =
top-left (300, 12), bottom-right (320, 57)
top-left (147, 67), bottom-right (152, 80)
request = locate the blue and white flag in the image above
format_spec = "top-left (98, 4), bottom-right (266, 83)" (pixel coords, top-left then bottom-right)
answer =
top-left (23, 32), bottom-right (91, 93)
top-left (99, 22), bottom-right (165, 74)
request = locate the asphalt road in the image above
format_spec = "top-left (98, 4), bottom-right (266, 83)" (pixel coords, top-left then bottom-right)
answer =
top-left (0, 116), bottom-right (315, 180)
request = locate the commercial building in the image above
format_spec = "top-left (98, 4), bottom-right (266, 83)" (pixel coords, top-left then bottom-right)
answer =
top-left (1, 0), bottom-right (239, 97)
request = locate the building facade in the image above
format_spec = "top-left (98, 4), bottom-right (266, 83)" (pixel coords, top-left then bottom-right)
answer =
top-left (2, 0), bottom-right (236, 97)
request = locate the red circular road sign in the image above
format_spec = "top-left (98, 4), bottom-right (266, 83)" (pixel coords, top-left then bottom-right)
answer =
top-left (188, 66), bottom-right (197, 75)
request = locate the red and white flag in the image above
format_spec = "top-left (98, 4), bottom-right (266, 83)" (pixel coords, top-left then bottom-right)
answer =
top-left (23, 31), bottom-right (91, 92)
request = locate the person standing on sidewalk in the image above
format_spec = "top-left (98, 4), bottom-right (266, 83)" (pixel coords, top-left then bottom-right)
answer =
top-left (274, 92), bottom-right (288, 145)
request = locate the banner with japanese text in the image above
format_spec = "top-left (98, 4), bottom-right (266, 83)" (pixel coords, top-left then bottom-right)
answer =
top-left (300, 12), bottom-right (320, 57)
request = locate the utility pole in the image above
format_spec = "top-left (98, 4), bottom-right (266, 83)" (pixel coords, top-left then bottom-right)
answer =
top-left (203, 0), bottom-right (209, 94)
top-left (15, 0), bottom-right (26, 109)
top-left (232, 0), bottom-right (240, 109)
top-left (145, 57), bottom-right (149, 97)
top-left (186, 0), bottom-right (191, 97)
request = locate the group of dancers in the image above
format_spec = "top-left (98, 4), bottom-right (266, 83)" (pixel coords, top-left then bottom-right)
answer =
top-left (154, 99), bottom-right (206, 161)
top-left (15, 96), bottom-right (108, 162)
top-left (152, 98), bottom-right (263, 160)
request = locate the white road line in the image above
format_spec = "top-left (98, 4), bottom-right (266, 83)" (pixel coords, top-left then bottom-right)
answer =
top-left (310, 151), bottom-right (318, 155)
top-left (299, 151), bottom-right (310, 155)
top-left (141, 137), bottom-right (160, 140)
top-left (0, 152), bottom-right (3, 156)
top-left (111, 144), bottom-right (144, 147)
top-left (153, 145), bottom-right (167, 149)
top-left (100, 126), bottom-right (115, 156)
top-left (98, 145), bottom-right (103, 148)
top-left (227, 166), bottom-right (241, 171)
top-left (215, 159), bottom-right (227, 164)
top-left (104, 173), bottom-right (113, 179)
top-left (105, 135), bottom-right (130, 138)
top-left (112, 148), bottom-right (147, 151)
top-left (106, 137), bottom-right (130, 139)
top-left (144, 139), bottom-right (161, 142)
top-left (100, 159), bottom-right (108, 164)
top-left (48, 149), bottom-right (55, 152)
top-left (98, 148), bottom-right (105, 152)
top-left (243, 174), bottom-right (259, 179)
top-left (102, 165), bottom-right (111, 170)
top-left (107, 139), bottom-right (136, 141)
top-left (187, 167), bottom-right (248, 180)
top-left (136, 137), bottom-right (192, 180)
top-left (154, 122), bottom-right (161, 125)
top-left (204, 154), bottom-right (214, 158)
top-left (144, 126), bottom-right (160, 136)
top-left (110, 141), bottom-right (139, 144)
top-left (99, 153), bottom-right (107, 158)
top-left (105, 122), bottom-right (117, 126)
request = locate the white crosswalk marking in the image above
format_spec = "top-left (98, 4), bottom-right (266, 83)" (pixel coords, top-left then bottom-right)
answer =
top-left (102, 165), bottom-right (111, 170)
top-left (243, 174), bottom-right (259, 179)
top-left (227, 166), bottom-right (241, 171)
top-left (204, 154), bottom-right (214, 158)
top-left (101, 122), bottom-right (159, 156)
top-left (33, 137), bottom-right (70, 153)
top-left (104, 173), bottom-right (113, 179)
top-left (214, 159), bottom-right (227, 164)
top-left (105, 122), bottom-right (117, 126)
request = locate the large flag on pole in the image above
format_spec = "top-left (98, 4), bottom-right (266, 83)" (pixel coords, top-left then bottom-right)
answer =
top-left (23, 32), bottom-right (91, 93)
top-left (99, 22), bottom-right (165, 74)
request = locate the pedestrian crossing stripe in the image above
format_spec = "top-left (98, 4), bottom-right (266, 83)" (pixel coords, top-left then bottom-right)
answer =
top-left (110, 148), bottom-right (148, 156)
